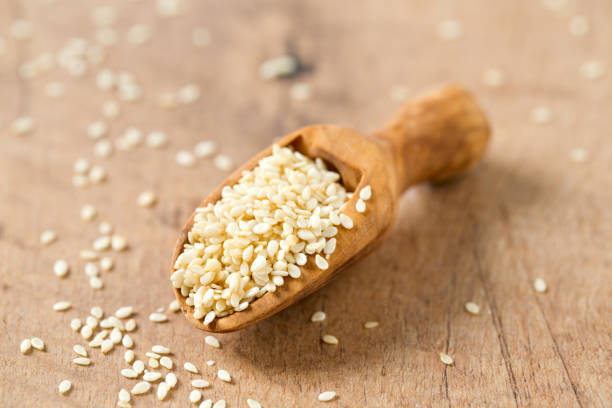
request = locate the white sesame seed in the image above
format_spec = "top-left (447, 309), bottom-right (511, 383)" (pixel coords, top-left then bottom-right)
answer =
top-left (86, 121), bottom-right (108, 139)
top-left (213, 154), bottom-right (234, 171)
top-left (149, 358), bottom-right (160, 368)
top-left (58, 380), bottom-right (72, 394)
top-left (194, 141), bottom-right (217, 158)
top-left (246, 399), bottom-right (262, 408)
top-left (203, 311), bottom-right (216, 325)
top-left (40, 230), bottom-right (57, 245)
top-left (115, 306), bottom-right (133, 319)
top-left (184, 362), bottom-right (199, 374)
top-left (80, 325), bottom-right (93, 340)
top-left (192, 27), bottom-right (211, 47)
top-left (20, 339), bottom-right (32, 354)
top-left (73, 357), bottom-right (91, 366)
top-left (569, 148), bottom-right (588, 163)
top-left (160, 356), bottom-right (173, 369)
top-left (72, 345), bottom-right (88, 357)
top-left (31, 337), bottom-right (45, 351)
top-left (72, 174), bottom-right (90, 189)
top-left (149, 312), bottom-right (168, 323)
top-left (290, 83), bottom-right (311, 100)
top-left (85, 262), bottom-right (100, 277)
top-left (318, 391), bottom-right (336, 402)
top-left (322, 334), bottom-right (338, 345)
top-left (152, 345), bottom-right (171, 354)
top-left (569, 15), bottom-right (589, 36)
top-left (169, 299), bottom-right (180, 312)
top-left (80, 250), bottom-right (99, 261)
top-left (534, 278), bottom-right (548, 293)
top-left (99, 221), bottom-right (113, 235)
top-left (206, 360), bottom-right (215, 366)
top-left (53, 301), bottom-right (72, 312)
top-left (364, 321), bottom-right (379, 329)
top-left (176, 150), bottom-right (196, 167)
top-left (119, 388), bottom-right (130, 402)
top-left (340, 213), bottom-right (353, 229)
top-left (389, 85), bottom-right (410, 101)
top-left (89, 276), bottom-right (104, 289)
top-left (146, 131), bottom-right (168, 148)
top-left (111, 327), bottom-right (123, 343)
top-left (157, 92), bottom-right (177, 109)
top-left (127, 24), bottom-right (152, 45)
top-left (157, 381), bottom-right (170, 400)
top-left (53, 259), bottom-right (69, 278)
top-left (190, 390), bottom-right (203, 403)
top-left (125, 318), bottom-right (137, 332)
top-left (80, 204), bottom-right (97, 221)
top-left (156, 0), bottom-right (183, 17)
top-left (205, 336), bottom-right (220, 348)
top-left (92, 235), bottom-right (111, 251)
top-left (530, 106), bottom-right (552, 124)
top-left (482, 68), bottom-right (506, 88)
top-left (117, 401), bottom-right (131, 408)
top-left (91, 5), bottom-right (116, 26)
top-left (94, 139), bottom-right (113, 158)
top-left (580, 60), bottom-right (606, 80)
top-left (131, 381), bottom-right (151, 395)
top-left (465, 301), bottom-right (480, 315)
top-left (144, 371), bottom-right (162, 382)
top-left (311, 311), bottom-right (326, 322)
top-left (315, 254), bottom-right (329, 270)
top-left (12, 116), bottom-right (35, 135)
top-left (100, 257), bottom-right (114, 272)
top-left (124, 350), bottom-right (135, 364)
top-left (86, 316), bottom-right (99, 328)
top-left (212, 400), bottom-right (226, 408)
top-left (541, 0), bottom-right (567, 11)
top-left (165, 372), bottom-right (178, 387)
top-left (259, 55), bottom-right (299, 79)
top-left (137, 191), bottom-right (157, 208)
top-left (439, 352), bottom-right (454, 365)
top-left (9, 19), bottom-right (32, 40)
top-left (178, 84), bottom-right (201, 104)
top-left (359, 185), bottom-right (372, 200)
top-left (191, 379), bottom-right (210, 388)
top-left (121, 368), bottom-right (139, 379)
top-left (111, 235), bottom-right (128, 251)
top-left (217, 369), bottom-right (231, 383)
top-left (70, 318), bottom-right (82, 332)
top-left (147, 351), bottom-right (161, 359)
top-left (437, 20), bottom-right (463, 40)
top-left (102, 100), bottom-right (120, 118)
top-left (101, 339), bottom-right (114, 354)
top-left (133, 360), bottom-right (145, 374)
top-left (355, 198), bottom-right (366, 213)
top-left (89, 166), bottom-right (107, 184)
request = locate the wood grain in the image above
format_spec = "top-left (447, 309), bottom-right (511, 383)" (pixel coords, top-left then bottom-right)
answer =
top-left (0, 0), bottom-right (611, 407)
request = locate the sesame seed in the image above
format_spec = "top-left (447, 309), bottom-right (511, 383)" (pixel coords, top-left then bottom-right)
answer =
top-left (217, 369), bottom-right (231, 383)
top-left (534, 278), bottom-right (548, 292)
top-left (184, 362), bottom-right (199, 374)
top-left (86, 121), bottom-right (108, 139)
top-left (176, 150), bottom-right (196, 167)
top-left (359, 185), bottom-right (372, 200)
top-left (101, 339), bottom-right (114, 354)
top-left (340, 213), bottom-right (354, 229)
top-left (126, 24), bottom-right (152, 45)
top-left (192, 27), bottom-right (211, 47)
top-left (115, 306), bottom-right (134, 319)
top-left (85, 262), bottom-right (100, 277)
top-left (20, 339), bottom-right (32, 354)
top-left (70, 318), bottom-right (82, 332)
top-left (191, 379), bottom-right (210, 388)
top-left (311, 311), bottom-right (326, 322)
top-left (322, 334), bottom-right (338, 345)
top-left (31, 337), bottom-right (44, 351)
top-left (157, 381), bottom-right (170, 400)
top-left (212, 400), bottom-right (226, 408)
top-left (53, 260), bottom-right (69, 278)
top-left (40, 230), bottom-right (57, 245)
top-left (203, 311), bottom-right (216, 325)
top-left (530, 106), bottom-right (552, 124)
top-left (125, 318), bottom-right (137, 331)
top-left (119, 388), bottom-right (130, 402)
top-left (100, 257), bottom-right (114, 271)
top-left (437, 20), bottom-right (463, 40)
top-left (111, 235), bottom-right (128, 251)
top-left (389, 85), bottom-right (410, 101)
top-left (144, 371), bottom-right (162, 382)
top-left (259, 55), bottom-right (299, 79)
top-left (213, 154), bottom-right (234, 171)
top-left (190, 390), bottom-right (203, 403)
top-left (133, 360), bottom-right (145, 374)
top-left (73, 357), bottom-right (91, 366)
top-left (58, 380), bottom-right (72, 394)
top-left (201, 400), bottom-right (213, 408)
top-left (89, 276), bottom-right (104, 289)
top-left (160, 356), bottom-right (173, 369)
top-left (569, 15), bottom-right (589, 36)
top-left (110, 327), bottom-right (123, 343)
top-left (156, 0), bottom-right (183, 17)
top-left (194, 141), bottom-right (217, 158)
top-left (149, 358), bottom-right (160, 368)
top-left (439, 352), bottom-right (454, 365)
top-left (89, 166), bottom-right (106, 184)
top-left (205, 335), bottom-right (221, 348)
top-left (80, 325), bottom-right (93, 339)
top-left (53, 301), bottom-right (72, 312)
top-left (86, 316), bottom-right (99, 328)
top-left (92, 236), bottom-right (111, 251)
top-left (315, 254), bottom-right (329, 270)
top-left (146, 131), bottom-right (168, 148)
top-left (72, 174), bottom-right (90, 189)
top-left (123, 335), bottom-right (135, 349)
top-left (131, 381), bottom-right (151, 395)
top-left (137, 191), bottom-right (157, 208)
top-left (541, 0), bottom-right (567, 11)
top-left (246, 399), bottom-right (262, 408)
top-left (80, 204), bottom-right (97, 221)
top-left (364, 321), bottom-right (379, 329)
top-left (169, 299), bottom-right (180, 312)
top-left (94, 139), bottom-right (113, 158)
top-left (465, 301), bottom-right (480, 315)
top-left (318, 391), bottom-right (336, 402)
top-left (73, 345), bottom-right (88, 357)
top-left (482, 68), bottom-right (505, 88)
top-left (121, 368), bottom-right (138, 379)
top-left (178, 84), bottom-right (201, 104)
top-left (355, 199), bottom-right (366, 213)
top-left (102, 100), bottom-right (120, 118)
top-left (124, 350), bottom-right (135, 364)
top-left (80, 250), bottom-right (99, 261)
top-left (580, 60), bottom-right (606, 80)
top-left (206, 360), bottom-right (215, 366)
top-left (165, 372), bottom-right (178, 387)
top-left (149, 312), bottom-right (168, 323)
top-left (289, 83), bottom-right (311, 101)
top-left (569, 148), bottom-right (588, 163)
top-left (151, 345), bottom-right (170, 355)
top-left (99, 221), bottom-right (113, 235)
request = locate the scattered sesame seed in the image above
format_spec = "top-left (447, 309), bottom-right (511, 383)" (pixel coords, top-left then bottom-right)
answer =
top-left (389, 85), bottom-right (410, 101)
top-left (144, 371), bottom-right (163, 382)
top-left (530, 106), bottom-right (552, 124)
top-left (311, 311), bottom-right (326, 322)
top-left (58, 380), bottom-right (72, 394)
top-left (137, 191), bottom-right (157, 208)
top-left (156, 0), bottom-right (183, 17)
top-left (80, 249), bottom-right (99, 261)
top-left (359, 185), bottom-right (372, 200)
top-left (73, 345), bottom-right (88, 357)
top-left (246, 399), bottom-right (262, 408)
top-left (53, 301), bottom-right (72, 312)
top-left (86, 121), bottom-right (108, 139)
top-left (40, 230), bottom-right (57, 245)
top-left (111, 235), bottom-right (128, 251)
top-left (121, 368), bottom-right (139, 379)
top-left (191, 379), bottom-right (210, 389)
top-left (178, 84), bottom-right (201, 104)
top-left (203, 311), bottom-right (216, 325)
top-left (115, 306), bottom-right (134, 319)
top-left (80, 204), bottom-right (97, 221)
top-left (157, 381), bottom-right (170, 400)
top-left (72, 174), bottom-right (90, 189)
top-left (133, 360), bottom-right (145, 374)
top-left (192, 27), bottom-right (211, 47)
top-left (152, 345), bottom-right (171, 354)
top-left (101, 339), bottom-right (114, 354)
top-left (569, 148), bottom-right (588, 163)
top-left (212, 400), bottom-right (226, 408)
top-left (568, 15), bottom-right (589, 36)
top-left (147, 351), bottom-right (161, 359)
top-left (73, 357), bottom-right (91, 366)
top-left (89, 166), bottom-right (107, 184)
top-left (318, 391), bottom-right (337, 402)
top-left (160, 356), bottom-right (173, 369)
top-left (315, 254), bottom-right (329, 270)
top-left (90, 276), bottom-right (104, 290)
top-left (165, 372), bottom-right (178, 387)
top-left (93, 236), bottom-right (111, 251)
top-left (580, 60), bottom-right (606, 80)
top-left (290, 83), bottom-right (311, 100)
top-left (194, 140), bottom-right (217, 158)
top-left (100, 257), bottom-right (114, 272)
top-left (201, 400), bottom-right (213, 408)
top-left (184, 362), bottom-right (199, 374)
top-left (102, 100), bottom-right (120, 118)
top-left (534, 278), bottom-right (548, 292)
top-left (217, 369), bottom-right (231, 383)
top-left (53, 260), bottom-right (69, 278)
top-left (31, 337), bottom-right (45, 351)
top-left (364, 321), bottom-right (379, 329)
top-left (127, 24), bottom-right (152, 45)
top-left (146, 131), bottom-right (168, 148)
top-left (190, 390), bottom-right (203, 403)
top-left (131, 381), bottom-right (151, 395)
top-left (70, 318), bottom-right (82, 332)
top-left (110, 327), bottom-right (123, 343)
top-left (439, 352), bottom-right (454, 365)
top-left (149, 312), bottom-right (168, 323)
top-left (149, 358), bottom-right (160, 368)
top-left (20, 339), bottom-right (32, 354)
top-left (437, 19), bottom-right (463, 40)
top-left (122, 334), bottom-right (134, 349)
top-left (465, 301), bottom-right (480, 315)
top-left (80, 325), bottom-right (93, 340)
top-left (125, 318), bottom-right (137, 332)
top-left (322, 334), bottom-right (338, 345)
top-left (340, 213), bottom-right (354, 229)
top-left (355, 199), bottom-right (366, 213)
top-left (169, 299), bottom-right (180, 312)
top-left (541, 0), bottom-right (567, 11)
top-left (259, 55), bottom-right (299, 79)
top-left (213, 154), bottom-right (234, 171)
top-left (205, 336), bottom-right (220, 349)
top-left (482, 68), bottom-right (506, 88)
top-left (73, 158), bottom-right (91, 174)
top-left (85, 262), bottom-right (100, 277)
top-left (176, 150), bottom-right (196, 167)
top-left (119, 388), bottom-right (131, 402)
top-left (86, 316), bottom-right (99, 328)
top-left (94, 139), bottom-right (113, 158)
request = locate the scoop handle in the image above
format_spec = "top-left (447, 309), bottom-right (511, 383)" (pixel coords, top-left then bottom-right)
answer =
top-left (372, 85), bottom-right (491, 193)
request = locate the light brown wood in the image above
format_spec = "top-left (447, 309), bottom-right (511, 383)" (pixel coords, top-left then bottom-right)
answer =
top-left (173, 85), bottom-right (490, 333)
top-left (1, 1), bottom-right (611, 407)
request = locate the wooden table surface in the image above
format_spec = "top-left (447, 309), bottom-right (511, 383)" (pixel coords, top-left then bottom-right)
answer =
top-left (1, 0), bottom-right (610, 407)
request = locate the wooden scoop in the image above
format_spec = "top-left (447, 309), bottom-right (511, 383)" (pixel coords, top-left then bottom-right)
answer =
top-left (171, 84), bottom-right (490, 333)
